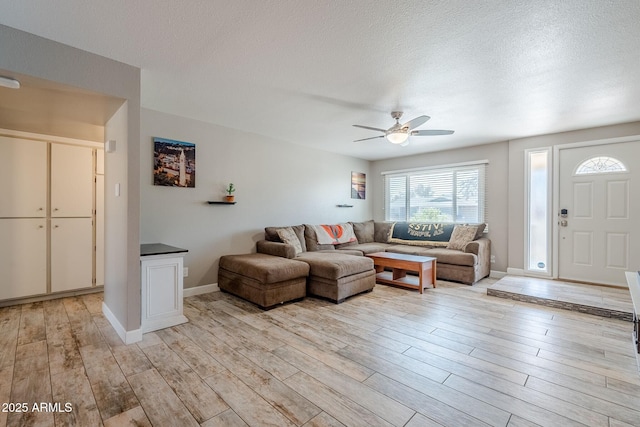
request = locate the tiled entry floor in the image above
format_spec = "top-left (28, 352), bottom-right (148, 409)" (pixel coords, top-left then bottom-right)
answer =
top-left (487, 275), bottom-right (633, 321)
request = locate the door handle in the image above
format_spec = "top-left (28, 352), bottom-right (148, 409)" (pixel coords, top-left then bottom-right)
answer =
top-left (560, 220), bottom-right (568, 227)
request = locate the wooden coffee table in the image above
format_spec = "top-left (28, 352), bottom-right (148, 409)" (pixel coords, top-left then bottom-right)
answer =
top-left (367, 252), bottom-right (436, 294)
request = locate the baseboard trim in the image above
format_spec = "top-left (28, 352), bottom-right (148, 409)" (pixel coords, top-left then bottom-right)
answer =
top-left (490, 270), bottom-right (507, 279)
top-left (506, 267), bottom-right (525, 276)
top-left (183, 283), bottom-right (219, 297)
top-left (142, 315), bottom-right (189, 333)
top-left (102, 302), bottom-right (142, 344)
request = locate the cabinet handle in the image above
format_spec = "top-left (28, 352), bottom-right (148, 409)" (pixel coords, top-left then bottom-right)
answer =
top-left (38, 207), bottom-right (44, 211)
top-left (54, 225), bottom-right (59, 229)
top-left (38, 225), bottom-right (44, 229)
top-left (53, 208), bottom-right (59, 211)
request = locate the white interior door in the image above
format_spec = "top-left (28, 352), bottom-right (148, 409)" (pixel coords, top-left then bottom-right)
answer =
top-left (558, 141), bottom-right (640, 286)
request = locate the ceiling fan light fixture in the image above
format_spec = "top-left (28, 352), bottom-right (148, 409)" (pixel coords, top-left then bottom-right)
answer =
top-left (0, 76), bottom-right (21, 89)
top-left (386, 131), bottom-right (409, 144)
top-left (353, 111), bottom-right (453, 145)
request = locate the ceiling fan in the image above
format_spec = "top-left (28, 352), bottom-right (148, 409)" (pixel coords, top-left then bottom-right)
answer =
top-left (353, 111), bottom-right (454, 145)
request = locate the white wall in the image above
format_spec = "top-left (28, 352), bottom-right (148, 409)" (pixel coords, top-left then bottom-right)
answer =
top-left (104, 103), bottom-right (140, 329)
top-left (370, 142), bottom-right (510, 273)
top-left (140, 108), bottom-right (372, 289)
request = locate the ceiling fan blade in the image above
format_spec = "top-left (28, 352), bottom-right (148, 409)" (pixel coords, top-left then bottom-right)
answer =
top-left (402, 115), bottom-right (430, 130)
top-left (352, 124), bottom-right (387, 133)
top-left (354, 135), bottom-right (385, 142)
top-left (411, 129), bottom-right (454, 136)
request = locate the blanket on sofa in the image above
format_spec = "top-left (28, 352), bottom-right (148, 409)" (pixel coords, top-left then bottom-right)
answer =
top-left (388, 222), bottom-right (456, 247)
top-left (314, 223), bottom-right (357, 245)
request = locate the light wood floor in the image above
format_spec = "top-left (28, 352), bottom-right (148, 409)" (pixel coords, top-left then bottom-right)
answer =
top-left (1, 278), bottom-right (640, 427)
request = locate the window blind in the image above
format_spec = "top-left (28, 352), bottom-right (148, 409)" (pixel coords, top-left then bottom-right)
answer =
top-left (383, 161), bottom-right (487, 223)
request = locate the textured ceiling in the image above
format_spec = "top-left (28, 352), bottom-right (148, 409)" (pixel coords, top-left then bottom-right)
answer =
top-left (1, 0), bottom-right (639, 160)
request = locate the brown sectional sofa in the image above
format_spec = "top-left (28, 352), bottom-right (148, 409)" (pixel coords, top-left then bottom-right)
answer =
top-left (218, 220), bottom-right (491, 309)
top-left (258, 220), bottom-right (491, 285)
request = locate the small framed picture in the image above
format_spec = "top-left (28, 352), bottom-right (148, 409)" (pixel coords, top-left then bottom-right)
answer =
top-left (351, 171), bottom-right (366, 199)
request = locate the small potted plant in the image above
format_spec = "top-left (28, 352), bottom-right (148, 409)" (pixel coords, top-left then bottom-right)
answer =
top-left (225, 183), bottom-right (235, 202)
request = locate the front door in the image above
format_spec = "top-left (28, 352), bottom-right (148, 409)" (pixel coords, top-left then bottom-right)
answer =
top-left (558, 141), bottom-right (639, 286)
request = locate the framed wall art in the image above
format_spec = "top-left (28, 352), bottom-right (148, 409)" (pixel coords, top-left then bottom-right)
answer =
top-left (351, 171), bottom-right (366, 199)
top-left (153, 137), bottom-right (196, 188)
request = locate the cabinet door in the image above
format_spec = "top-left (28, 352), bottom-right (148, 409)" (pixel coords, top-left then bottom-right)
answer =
top-left (0, 136), bottom-right (47, 217)
top-left (51, 218), bottom-right (93, 292)
top-left (51, 144), bottom-right (93, 217)
top-left (95, 175), bottom-right (104, 286)
top-left (141, 256), bottom-right (186, 332)
top-left (0, 218), bottom-right (47, 300)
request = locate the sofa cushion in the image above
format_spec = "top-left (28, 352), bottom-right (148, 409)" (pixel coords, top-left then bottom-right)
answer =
top-left (337, 242), bottom-right (392, 255)
top-left (423, 248), bottom-right (477, 267)
top-left (265, 225), bottom-right (307, 252)
top-left (351, 220), bottom-right (374, 243)
top-left (473, 223), bottom-right (487, 239)
top-left (219, 253), bottom-right (309, 284)
top-left (328, 248), bottom-right (364, 256)
top-left (304, 225), bottom-right (336, 251)
top-left (384, 245), bottom-right (429, 256)
top-left (296, 252), bottom-right (373, 280)
top-left (384, 245), bottom-right (477, 267)
top-left (277, 227), bottom-right (303, 255)
top-left (374, 222), bottom-right (393, 243)
top-left (447, 225), bottom-right (479, 250)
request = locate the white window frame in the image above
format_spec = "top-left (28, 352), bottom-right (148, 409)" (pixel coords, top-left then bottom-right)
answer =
top-left (382, 160), bottom-right (488, 224)
top-left (524, 147), bottom-right (552, 277)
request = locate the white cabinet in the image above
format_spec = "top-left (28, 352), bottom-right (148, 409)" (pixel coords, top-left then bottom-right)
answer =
top-left (0, 135), bottom-right (102, 303)
top-left (140, 244), bottom-right (188, 333)
top-left (51, 143), bottom-right (93, 218)
top-left (0, 219), bottom-right (47, 299)
top-left (51, 218), bottom-right (93, 292)
top-left (0, 137), bottom-right (47, 218)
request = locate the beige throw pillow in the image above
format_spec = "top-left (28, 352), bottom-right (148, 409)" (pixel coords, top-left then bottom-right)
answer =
top-left (447, 225), bottom-right (479, 251)
top-left (277, 227), bottom-right (303, 255)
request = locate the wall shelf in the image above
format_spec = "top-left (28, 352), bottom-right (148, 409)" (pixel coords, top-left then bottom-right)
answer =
top-left (207, 201), bottom-right (236, 205)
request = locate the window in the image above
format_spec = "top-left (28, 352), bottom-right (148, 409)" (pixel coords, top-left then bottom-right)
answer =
top-left (384, 161), bottom-right (487, 223)
top-left (526, 149), bottom-right (551, 275)
top-left (575, 156), bottom-right (627, 175)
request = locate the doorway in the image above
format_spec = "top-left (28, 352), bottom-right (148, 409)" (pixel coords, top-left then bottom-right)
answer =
top-left (556, 141), bottom-right (639, 286)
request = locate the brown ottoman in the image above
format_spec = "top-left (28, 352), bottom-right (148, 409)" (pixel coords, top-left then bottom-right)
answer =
top-left (218, 253), bottom-right (309, 309)
top-left (296, 252), bottom-right (375, 303)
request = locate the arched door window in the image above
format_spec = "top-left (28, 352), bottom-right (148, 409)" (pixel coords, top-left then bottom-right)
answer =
top-left (575, 157), bottom-right (627, 175)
